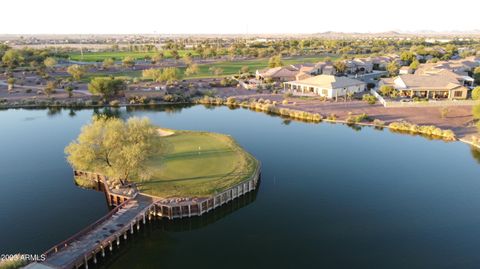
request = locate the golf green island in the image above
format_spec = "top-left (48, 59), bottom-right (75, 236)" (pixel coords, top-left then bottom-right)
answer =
top-left (141, 128), bottom-right (258, 197)
top-left (67, 116), bottom-right (260, 200)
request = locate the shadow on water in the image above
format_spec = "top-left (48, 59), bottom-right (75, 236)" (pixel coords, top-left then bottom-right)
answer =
top-left (471, 146), bottom-right (480, 164)
top-left (91, 187), bottom-right (259, 269)
top-left (125, 103), bottom-right (194, 114)
top-left (93, 107), bottom-right (123, 118)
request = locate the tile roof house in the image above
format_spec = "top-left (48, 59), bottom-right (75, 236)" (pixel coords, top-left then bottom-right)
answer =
top-left (414, 58), bottom-right (478, 86)
top-left (379, 71), bottom-right (468, 99)
top-left (284, 75), bottom-right (366, 98)
top-left (255, 66), bottom-right (300, 82)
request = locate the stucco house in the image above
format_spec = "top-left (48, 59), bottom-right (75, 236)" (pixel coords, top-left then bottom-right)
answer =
top-left (379, 71), bottom-right (468, 99)
top-left (414, 57), bottom-right (479, 87)
top-left (283, 75), bottom-right (366, 98)
top-left (256, 66), bottom-right (300, 82)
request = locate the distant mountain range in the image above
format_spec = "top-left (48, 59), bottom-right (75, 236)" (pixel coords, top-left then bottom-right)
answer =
top-left (1, 30), bottom-right (480, 40)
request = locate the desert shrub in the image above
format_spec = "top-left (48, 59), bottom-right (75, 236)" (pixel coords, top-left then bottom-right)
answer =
top-left (109, 100), bottom-right (121, 107)
top-left (472, 86), bottom-right (480, 100)
top-left (0, 254), bottom-right (28, 269)
top-left (373, 119), bottom-right (385, 127)
top-left (327, 113), bottom-right (337, 121)
top-left (362, 94), bottom-right (376, 104)
top-left (226, 97), bottom-right (236, 105)
top-left (388, 121), bottom-right (456, 140)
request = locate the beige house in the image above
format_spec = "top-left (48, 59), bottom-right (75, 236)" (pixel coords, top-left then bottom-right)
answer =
top-left (414, 58), bottom-right (478, 87)
top-left (379, 71), bottom-right (468, 99)
top-left (256, 66), bottom-right (300, 82)
top-left (284, 75), bottom-right (366, 98)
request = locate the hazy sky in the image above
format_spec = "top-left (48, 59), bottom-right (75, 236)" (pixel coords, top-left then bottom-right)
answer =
top-left (1, 0), bottom-right (479, 34)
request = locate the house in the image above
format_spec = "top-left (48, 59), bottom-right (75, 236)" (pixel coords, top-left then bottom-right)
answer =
top-left (256, 63), bottom-right (321, 82)
top-left (415, 59), bottom-right (478, 87)
top-left (399, 66), bottom-right (413, 74)
top-left (313, 61), bottom-right (336, 75)
top-left (283, 75), bottom-right (366, 98)
top-left (256, 66), bottom-right (300, 82)
top-left (379, 71), bottom-right (468, 99)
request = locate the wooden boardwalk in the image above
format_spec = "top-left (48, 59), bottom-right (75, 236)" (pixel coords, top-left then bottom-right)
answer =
top-left (24, 165), bottom-right (261, 269)
top-left (25, 195), bottom-right (156, 269)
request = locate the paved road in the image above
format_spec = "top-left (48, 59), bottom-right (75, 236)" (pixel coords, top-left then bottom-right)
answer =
top-left (0, 80), bottom-right (92, 96)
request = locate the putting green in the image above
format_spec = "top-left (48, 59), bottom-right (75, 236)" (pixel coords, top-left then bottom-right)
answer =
top-left (135, 130), bottom-right (258, 198)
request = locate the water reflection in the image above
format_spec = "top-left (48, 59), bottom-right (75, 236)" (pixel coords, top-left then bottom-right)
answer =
top-left (471, 146), bottom-right (480, 164)
top-left (91, 187), bottom-right (259, 269)
top-left (125, 104), bottom-right (193, 115)
top-left (93, 107), bottom-right (122, 118)
top-left (46, 107), bottom-right (62, 117)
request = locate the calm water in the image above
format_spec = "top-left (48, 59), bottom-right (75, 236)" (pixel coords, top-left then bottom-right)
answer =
top-left (1, 105), bottom-right (480, 269)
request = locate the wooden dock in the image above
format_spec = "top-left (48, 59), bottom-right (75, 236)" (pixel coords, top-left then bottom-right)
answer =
top-left (24, 195), bottom-right (156, 269)
top-left (24, 164), bottom-right (261, 269)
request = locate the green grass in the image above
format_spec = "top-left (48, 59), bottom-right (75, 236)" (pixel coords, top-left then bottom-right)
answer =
top-left (66, 55), bottom-right (341, 82)
top-left (134, 130), bottom-right (258, 198)
top-left (68, 50), bottom-right (199, 62)
top-left (179, 55), bottom-right (341, 79)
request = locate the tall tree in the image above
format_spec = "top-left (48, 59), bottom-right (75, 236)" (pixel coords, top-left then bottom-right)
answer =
top-left (184, 64), bottom-right (199, 76)
top-left (474, 67), bottom-right (480, 85)
top-left (102, 58), bottom-right (115, 70)
top-left (333, 61), bottom-right (347, 74)
top-left (151, 52), bottom-right (164, 64)
top-left (88, 77), bottom-right (126, 100)
top-left (472, 86), bottom-right (480, 100)
top-left (161, 67), bottom-right (181, 83)
top-left (268, 55), bottom-right (283, 68)
top-left (43, 57), bottom-right (57, 69)
top-left (142, 68), bottom-right (163, 82)
top-left (122, 56), bottom-right (135, 68)
top-left (387, 62), bottom-right (400, 76)
top-left (67, 64), bottom-right (86, 81)
top-left (65, 116), bottom-right (157, 181)
top-left (2, 49), bottom-right (23, 69)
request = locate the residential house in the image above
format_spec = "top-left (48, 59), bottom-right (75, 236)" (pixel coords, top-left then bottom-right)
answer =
top-left (415, 57), bottom-right (479, 87)
top-left (284, 75), bottom-right (366, 98)
top-left (379, 71), bottom-right (468, 99)
top-left (399, 66), bottom-right (413, 75)
top-left (256, 66), bottom-right (300, 82)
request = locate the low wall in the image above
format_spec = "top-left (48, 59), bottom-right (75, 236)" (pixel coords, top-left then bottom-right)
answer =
top-left (153, 162), bottom-right (261, 219)
top-left (74, 161), bottom-right (261, 220)
top-left (370, 89), bottom-right (479, 108)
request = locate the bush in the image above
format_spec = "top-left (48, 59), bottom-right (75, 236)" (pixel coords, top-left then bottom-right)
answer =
top-left (0, 254), bottom-right (28, 269)
top-left (472, 87), bottom-right (480, 100)
top-left (226, 97), bottom-right (236, 105)
top-left (379, 85), bottom-right (394, 96)
top-left (373, 119), bottom-right (385, 127)
top-left (282, 99), bottom-right (289, 105)
top-left (388, 121), bottom-right (456, 140)
top-left (327, 113), bottom-right (337, 121)
top-left (362, 94), bottom-right (376, 104)
top-left (109, 100), bottom-right (121, 107)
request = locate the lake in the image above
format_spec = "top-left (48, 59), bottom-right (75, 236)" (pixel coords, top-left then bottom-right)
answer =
top-left (1, 105), bottom-right (480, 269)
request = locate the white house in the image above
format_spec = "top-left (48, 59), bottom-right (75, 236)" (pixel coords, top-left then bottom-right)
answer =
top-left (283, 75), bottom-right (366, 98)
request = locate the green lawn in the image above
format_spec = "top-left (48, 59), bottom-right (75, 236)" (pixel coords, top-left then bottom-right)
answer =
top-left (68, 50), bottom-right (198, 62)
top-left (179, 55), bottom-right (341, 79)
top-left (135, 130), bottom-right (258, 198)
top-left (67, 55), bottom-right (341, 82)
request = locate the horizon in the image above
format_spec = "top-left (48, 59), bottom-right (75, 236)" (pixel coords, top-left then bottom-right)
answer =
top-left (1, 0), bottom-right (479, 35)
